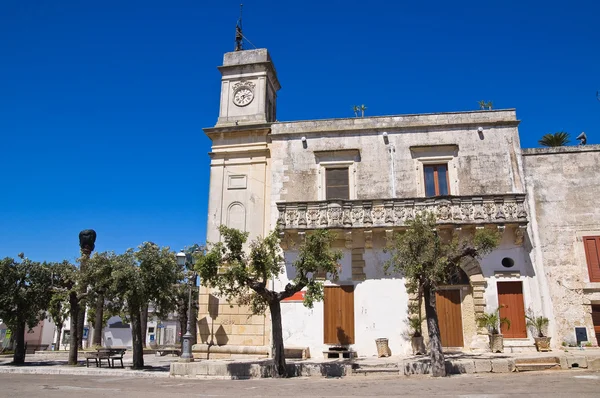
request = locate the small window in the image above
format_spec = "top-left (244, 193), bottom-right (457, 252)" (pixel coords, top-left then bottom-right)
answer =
top-left (501, 257), bottom-right (515, 268)
top-left (326, 168), bottom-right (349, 200)
top-left (424, 164), bottom-right (450, 197)
top-left (148, 327), bottom-right (155, 334)
top-left (583, 236), bottom-right (600, 282)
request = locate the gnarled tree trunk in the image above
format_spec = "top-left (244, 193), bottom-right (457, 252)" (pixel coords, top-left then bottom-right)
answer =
top-left (269, 300), bottom-right (287, 378)
top-left (13, 321), bottom-right (26, 365)
top-left (130, 307), bottom-right (144, 369)
top-left (424, 285), bottom-right (446, 377)
top-left (68, 291), bottom-right (80, 365)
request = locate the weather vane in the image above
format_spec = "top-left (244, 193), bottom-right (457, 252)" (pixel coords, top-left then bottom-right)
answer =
top-left (235, 4), bottom-right (243, 51)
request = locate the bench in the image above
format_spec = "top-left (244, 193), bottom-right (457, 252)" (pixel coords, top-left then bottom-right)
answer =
top-left (107, 349), bottom-right (126, 368)
top-left (84, 351), bottom-right (111, 368)
top-left (155, 347), bottom-right (181, 357)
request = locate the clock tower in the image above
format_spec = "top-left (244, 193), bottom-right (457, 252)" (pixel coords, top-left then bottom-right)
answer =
top-left (215, 48), bottom-right (280, 126)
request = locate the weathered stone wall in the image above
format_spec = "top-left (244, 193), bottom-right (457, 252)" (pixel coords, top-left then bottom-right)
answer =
top-left (269, 110), bottom-right (524, 210)
top-left (523, 145), bottom-right (600, 346)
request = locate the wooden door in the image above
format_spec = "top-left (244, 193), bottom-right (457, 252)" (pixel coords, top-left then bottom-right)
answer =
top-left (497, 282), bottom-right (527, 338)
top-left (324, 286), bottom-right (355, 345)
top-left (592, 305), bottom-right (600, 345)
top-left (436, 289), bottom-right (464, 347)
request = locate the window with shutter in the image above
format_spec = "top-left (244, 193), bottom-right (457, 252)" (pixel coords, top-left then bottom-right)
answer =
top-left (325, 168), bottom-right (349, 200)
top-left (584, 236), bottom-right (600, 282)
top-left (424, 164), bottom-right (450, 197)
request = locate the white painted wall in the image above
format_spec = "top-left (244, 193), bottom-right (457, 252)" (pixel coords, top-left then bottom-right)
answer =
top-left (277, 247), bottom-right (410, 358)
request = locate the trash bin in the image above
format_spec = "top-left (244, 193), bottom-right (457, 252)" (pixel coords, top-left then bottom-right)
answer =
top-left (375, 338), bottom-right (390, 357)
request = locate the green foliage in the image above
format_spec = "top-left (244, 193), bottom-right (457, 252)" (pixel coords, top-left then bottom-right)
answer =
top-left (0, 255), bottom-right (53, 332)
top-left (525, 311), bottom-right (549, 337)
top-left (385, 212), bottom-right (500, 292)
top-left (196, 225), bottom-right (342, 311)
top-left (538, 131), bottom-right (570, 147)
top-left (477, 307), bottom-right (511, 335)
top-left (109, 243), bottom-right (180, 318)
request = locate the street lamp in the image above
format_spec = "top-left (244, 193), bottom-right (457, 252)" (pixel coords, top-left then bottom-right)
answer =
top-left (176, 251), bottom-right (194, 362)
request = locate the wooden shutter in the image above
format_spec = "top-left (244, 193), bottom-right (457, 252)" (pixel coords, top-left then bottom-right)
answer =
top-left (424, 164), bottom-right (450, 197)
top-left (584, 237), bottom-right (600, 282)
top-left (326, 168), bottom-right (349, 200)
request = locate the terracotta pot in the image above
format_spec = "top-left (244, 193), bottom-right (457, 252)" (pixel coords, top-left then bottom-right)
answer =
top-left (534, 336), bottom-right (551, 352)
top-left (489, 334), bottom-right (504, 353)
top-left (411, 336), bottom-right (426, 355)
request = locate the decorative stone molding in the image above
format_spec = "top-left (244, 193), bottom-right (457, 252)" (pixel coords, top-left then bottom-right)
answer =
top-left (277, 194), bottom-right (528, 231)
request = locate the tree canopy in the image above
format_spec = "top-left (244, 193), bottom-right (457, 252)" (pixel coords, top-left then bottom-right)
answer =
top-left (385, 212), bottom-right (499, 376)
top-left (195, 225), bottom-right (342, 377)
top-left (538, 131), bottom-right (570, 147)
top-left (0, 254), bottom-right (53, 364)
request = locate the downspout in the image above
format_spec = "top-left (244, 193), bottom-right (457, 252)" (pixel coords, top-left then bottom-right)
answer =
top-left (389, 144), bottom-right (396, 198)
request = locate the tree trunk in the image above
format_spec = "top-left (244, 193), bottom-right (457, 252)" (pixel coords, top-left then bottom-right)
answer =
top-left (54, 323), bottom-right (63, 350)
top-left (140, 303), bottom-right (148, 348)
top-left (269, 300), bottom-right (287, 378)
top-left (77, 304), bottom-right (86, 349)
top-left (92, 294), bottom-right (104, 346)
top-left (68, 292), bottom-right (80, 365)
top-left (424, 286), bottom-right (446, 377)
top-left (130, 307), bottom-right (144, 369)
top-left (13, 321), bottom-right (26, 365)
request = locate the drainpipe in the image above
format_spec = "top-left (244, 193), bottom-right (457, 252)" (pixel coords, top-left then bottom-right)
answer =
top-left (388, 145), bottom-right (396, 198)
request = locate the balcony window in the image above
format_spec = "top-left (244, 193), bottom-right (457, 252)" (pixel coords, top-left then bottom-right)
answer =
top-left (424, 164), bottom-right (450, 197)
top-left (326, 167), bottom-right (350, 200)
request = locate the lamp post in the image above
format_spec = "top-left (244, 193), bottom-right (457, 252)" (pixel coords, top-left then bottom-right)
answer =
top-left (176, 251), bottom-right (194, 362)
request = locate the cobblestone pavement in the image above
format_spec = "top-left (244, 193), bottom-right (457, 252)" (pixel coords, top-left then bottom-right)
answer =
top-left (1, 370), bottom-right (599, 397)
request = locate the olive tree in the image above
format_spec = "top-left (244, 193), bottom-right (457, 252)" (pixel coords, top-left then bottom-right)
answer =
top-left (109, 243), bottom-right (179, 369)
top-left (0, 254), bottom-right (53, 364)
top-left (195, 226), bottom-right (341, 378)
top-left (385, 212), bottom-right (499, 377)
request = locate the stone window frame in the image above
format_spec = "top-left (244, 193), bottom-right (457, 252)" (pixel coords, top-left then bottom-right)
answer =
top-left (315, 150), bottom-right (360, 201)
top-left (410, 145), bottom-right (459, 198)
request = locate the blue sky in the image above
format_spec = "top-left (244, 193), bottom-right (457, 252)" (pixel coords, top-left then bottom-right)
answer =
top-left (1, 0), bottom-right (598, 262)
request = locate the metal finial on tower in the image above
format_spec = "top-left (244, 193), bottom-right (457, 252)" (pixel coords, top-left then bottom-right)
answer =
top-left (235, 4), bottom-right (243, 51)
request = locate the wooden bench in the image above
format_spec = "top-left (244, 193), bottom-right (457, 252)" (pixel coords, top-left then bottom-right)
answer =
top-left (107, 349), bottom-right (126, 368)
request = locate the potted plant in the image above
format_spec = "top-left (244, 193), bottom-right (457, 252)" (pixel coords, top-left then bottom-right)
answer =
top-left (526, 313), bottom-right (550, 351)
top-left (407, 291), bottom-right (426, 355)
top-left (477, 307), bottom-right (511, 353)
top-left (409, 315), bottom-right (426, 355)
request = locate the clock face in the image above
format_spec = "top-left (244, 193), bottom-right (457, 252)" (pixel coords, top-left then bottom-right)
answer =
top-left (233, 87), bottom-right (254, 107)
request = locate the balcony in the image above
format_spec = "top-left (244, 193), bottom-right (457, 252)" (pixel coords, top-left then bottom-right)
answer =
top-left (276, 194), bottom-right (528, 231)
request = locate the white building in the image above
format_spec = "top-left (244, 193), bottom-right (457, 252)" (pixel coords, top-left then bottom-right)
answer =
top-left (198, 47), bottom-right (600, 358)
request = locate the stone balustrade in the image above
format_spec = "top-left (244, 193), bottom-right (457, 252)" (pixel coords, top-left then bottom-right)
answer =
top-left (276, 194), bottom-right (528, 230)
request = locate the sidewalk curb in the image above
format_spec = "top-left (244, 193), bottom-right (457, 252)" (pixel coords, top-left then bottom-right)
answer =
top-left (0, 367), bottom-right (170, 378)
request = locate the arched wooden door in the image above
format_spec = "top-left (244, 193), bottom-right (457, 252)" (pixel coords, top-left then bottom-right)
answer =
top-left (436, 289), bottom-right (464, 347)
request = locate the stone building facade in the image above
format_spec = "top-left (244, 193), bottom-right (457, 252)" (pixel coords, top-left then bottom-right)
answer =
top-left (196, 47), bottom-right (599, 358)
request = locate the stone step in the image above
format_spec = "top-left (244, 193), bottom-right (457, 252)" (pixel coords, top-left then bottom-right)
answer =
top-left (353, 368), bottom-right (399, 375)
top-left (353, 362), bottom-right (399, 369)
top-left (515, 356), bottom-right (559, 365)
top-left (323, 350), bottom-right (357, 359)
top-left (515, 362), bottom-right (561, 372)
